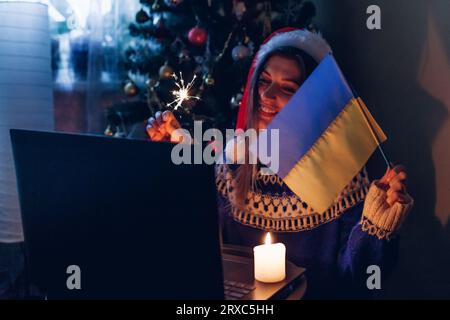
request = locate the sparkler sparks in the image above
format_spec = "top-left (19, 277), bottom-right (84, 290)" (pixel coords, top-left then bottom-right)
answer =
top-left (167, 72), bottom-right (200, 110)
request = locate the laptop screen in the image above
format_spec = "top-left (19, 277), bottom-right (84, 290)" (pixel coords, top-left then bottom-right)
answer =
top-left (11, 129), bottom-right (224, 299)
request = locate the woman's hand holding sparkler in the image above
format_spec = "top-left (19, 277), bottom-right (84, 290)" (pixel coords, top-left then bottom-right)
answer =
top-left (147, 73), bottom-right (200, 143)
top-left (146, 111), bottom-right (182, 143)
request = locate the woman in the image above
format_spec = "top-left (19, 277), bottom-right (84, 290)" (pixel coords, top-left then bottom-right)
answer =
top-left (147, 28), bottom-right (414, 299)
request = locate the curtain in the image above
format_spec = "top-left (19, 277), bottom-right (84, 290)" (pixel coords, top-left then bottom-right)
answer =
top-left (0, 1), bottom-right (53, 242)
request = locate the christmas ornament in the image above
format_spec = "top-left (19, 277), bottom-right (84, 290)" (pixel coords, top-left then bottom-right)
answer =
top-left (104, 125), bottom-right (114, 136)
top-left (164, 0), bottom-right (184, 7)
top-left (188, 26), bottom-right (207, 46)
top-left (230, 93), bottom-right (243, 110)
top-left (159, 62), bottom-right (174, 80)
top-left (233, 0), bottom-right (247, 20)
top-left (135, 8), bottom-right (150, 23)
top-left (231, 44), bottom-right (250, 61)
top-left (203, 74), bottom-right (215, 86)
top-left (124, 81), bottom-right (138, 96)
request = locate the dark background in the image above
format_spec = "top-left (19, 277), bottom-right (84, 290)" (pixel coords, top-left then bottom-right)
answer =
top-left (313, 0), bottom-right (450, 298)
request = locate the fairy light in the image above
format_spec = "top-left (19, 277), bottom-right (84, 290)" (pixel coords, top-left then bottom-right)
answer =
top-left (167, 72), bottom-right (200, 110)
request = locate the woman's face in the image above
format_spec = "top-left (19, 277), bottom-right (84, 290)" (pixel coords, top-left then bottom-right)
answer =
top-left (257, 55), bottom-right (302, 129)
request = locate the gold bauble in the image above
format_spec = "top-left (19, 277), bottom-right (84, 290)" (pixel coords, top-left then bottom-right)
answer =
top-left (124, 81), bottom-right (138, 96)
top-left (204, 74), bottom-right (215, 86)
top-left (159, 63), bottom-right (174, 80)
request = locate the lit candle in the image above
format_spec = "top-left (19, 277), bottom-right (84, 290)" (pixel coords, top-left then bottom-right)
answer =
top-left (253, 233), bottom-right (286, 283)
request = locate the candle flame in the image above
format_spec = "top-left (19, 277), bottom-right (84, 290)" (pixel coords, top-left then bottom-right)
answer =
top-left (264, 232), bottom-right (272, 245)
top-left (167, 72), bottom-right (200, 110)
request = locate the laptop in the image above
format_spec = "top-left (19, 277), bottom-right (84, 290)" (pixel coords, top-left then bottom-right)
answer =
top-left (10, 129), bottom-right (305, 300)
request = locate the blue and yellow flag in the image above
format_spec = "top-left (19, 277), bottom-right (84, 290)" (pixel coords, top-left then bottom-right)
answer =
top-left (265, 54), bottom-right (386, 213)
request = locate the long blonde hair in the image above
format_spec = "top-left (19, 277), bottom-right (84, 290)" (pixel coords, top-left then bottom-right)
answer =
top-left (232, 47), bottom-right (315, 208)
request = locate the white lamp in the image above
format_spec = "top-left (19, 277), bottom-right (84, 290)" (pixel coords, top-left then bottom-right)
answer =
top-left (0, 1), bottom-right (54, 242)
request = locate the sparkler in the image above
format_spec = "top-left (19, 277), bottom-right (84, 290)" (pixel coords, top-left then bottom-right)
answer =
top-left (167, 72), bottom-right (200, 110)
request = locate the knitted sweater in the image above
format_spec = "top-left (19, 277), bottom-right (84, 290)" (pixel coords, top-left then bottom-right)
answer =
top-left (215, 163), bottom-right (412, 299)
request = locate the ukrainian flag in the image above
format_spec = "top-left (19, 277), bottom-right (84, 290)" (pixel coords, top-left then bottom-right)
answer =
top-left (265, 54), bottom-right (386, 213)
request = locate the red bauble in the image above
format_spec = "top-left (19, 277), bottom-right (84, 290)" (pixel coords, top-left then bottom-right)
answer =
top-left (188, 27), bottom-right (207, 46)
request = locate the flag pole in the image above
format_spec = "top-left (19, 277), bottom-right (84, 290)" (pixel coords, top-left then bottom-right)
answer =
top-left (350, 87), bottom-right (392, 170)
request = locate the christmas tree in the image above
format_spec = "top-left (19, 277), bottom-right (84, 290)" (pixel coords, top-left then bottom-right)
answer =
top-left (105, 0), bottom-right (318, 138)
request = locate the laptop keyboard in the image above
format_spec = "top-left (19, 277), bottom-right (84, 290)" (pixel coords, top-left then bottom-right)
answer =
top-left (224, 279), bottom-right (256, 300)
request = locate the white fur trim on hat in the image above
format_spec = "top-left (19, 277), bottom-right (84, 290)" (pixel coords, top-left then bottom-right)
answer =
top-left (256, 29), bottom-right (332, 67)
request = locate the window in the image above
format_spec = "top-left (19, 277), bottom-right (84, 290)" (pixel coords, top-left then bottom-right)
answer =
top-left (44, 0), bottom-right (138, 87)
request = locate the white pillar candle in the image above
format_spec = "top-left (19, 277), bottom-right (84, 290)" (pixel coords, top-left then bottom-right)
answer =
top-left (253, 233), bottom-right (286, 283)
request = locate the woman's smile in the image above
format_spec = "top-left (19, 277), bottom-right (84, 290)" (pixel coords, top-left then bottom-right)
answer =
top-left (260, 104), bottom-right (278, 118)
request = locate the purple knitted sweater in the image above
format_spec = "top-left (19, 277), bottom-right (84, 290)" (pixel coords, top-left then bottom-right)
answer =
top-left (215, 163), bottom-right (398, 299)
